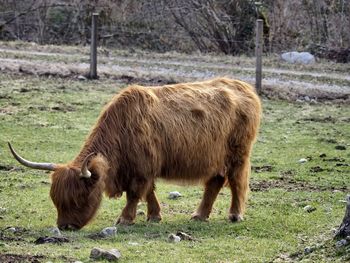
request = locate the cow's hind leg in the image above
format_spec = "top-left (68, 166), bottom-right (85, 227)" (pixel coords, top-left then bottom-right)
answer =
top-left (191, 174), bottom-right (225, 221)
top-left (226, 147), bottom-right (251, 222)
top-left (146, 184), bottom-right (162, 222)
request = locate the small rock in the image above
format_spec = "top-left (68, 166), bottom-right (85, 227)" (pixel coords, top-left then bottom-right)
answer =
top-left (281, 51), bottom-right (315, 64)
top-left (303, 205), bottom-right (316, 213)
top-left (34, 236), bottom-right (69, 245)
top-left (310, 99), bottom-right (317, 104)
top-left (335, 145), bottom-right (346, 150)
top-left (100, 226), bottom-right (117, 237)
top-left (77, 75), bottom-right (87, 81)
top-left (331, 228), bottom-right (338, 234)
top-left (304, 96), bottom-right (310, 102)
top-left (90, 247), bottom-right (121, 261)
top-left (137, 209), bottom-right (145, 216)
top-left (168, 191), bottom-right (182, 199)
top-left (298, 158), bottom-right (308, 163)
top-left (304, 246), bottom-right (314, 254)
top-left (336, 239), bottom-right (348, 248)
top-left (168, 234), bottom-right (181, 243)
top-left (48, 227), bottom-right (62, 236)
top-left (176, 231), bottom-right (194, 241)
top-left (5, 227), bottom-right (16, 233)
top-left (296, 99), bottom-right (304, 103)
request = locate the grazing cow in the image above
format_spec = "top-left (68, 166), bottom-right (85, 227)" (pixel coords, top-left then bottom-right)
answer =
top-left (9, 77), bottom-right (261, 230)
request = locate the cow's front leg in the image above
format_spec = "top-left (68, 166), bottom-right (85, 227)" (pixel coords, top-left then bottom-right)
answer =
top-left (116, 176), bottom-right (149, 225)
top-left (116, 191), bottom-right (140, 225)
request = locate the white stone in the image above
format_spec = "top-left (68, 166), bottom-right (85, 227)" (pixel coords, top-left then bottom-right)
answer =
top-left (303, 205), bottom-right (316, 213)
top-left (336, 239), bottom-right (348, 248)
top-left (100, 226), bottom-right (117, 237)
top-left (6, 227), bottom-right (16, 233)
top-left (310, 99), bottom-right (317, 104)
top-left (137, 209), bottom-right (145, 216)
top-left (304, 246), bottom-right (313, 254)
top-left (77, 75), bottom-right (87, 81)
top-left (168, 191), bottom-right (182, 199)
top-left (281, 51), bottom-right (315, 64)
top-left (49, 227), bottom-right (62, 236)
top-left (168, 233), bottom-right (181, 243)
top-left (298, 158), bottom-right (308, 163)
top-left (90, 247), bottom-right (121, 261)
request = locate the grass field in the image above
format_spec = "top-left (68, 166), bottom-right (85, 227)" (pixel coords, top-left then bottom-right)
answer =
top-left (0, 54), bottom-right (349, 262)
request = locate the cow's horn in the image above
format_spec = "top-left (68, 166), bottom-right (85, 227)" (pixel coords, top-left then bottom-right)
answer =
top-left (80, 152), bottom-right (95, 178)
top-left (8, 142), bottom-right (57, 171)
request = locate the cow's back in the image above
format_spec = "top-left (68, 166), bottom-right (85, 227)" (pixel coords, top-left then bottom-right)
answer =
top-left (147, 78), bottom-right (261, 183)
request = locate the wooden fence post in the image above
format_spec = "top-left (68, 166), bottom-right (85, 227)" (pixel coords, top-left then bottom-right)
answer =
top-left (255, 19), bottom-right (263, 94)
top-left (90, 13), bottom-right (98, 79)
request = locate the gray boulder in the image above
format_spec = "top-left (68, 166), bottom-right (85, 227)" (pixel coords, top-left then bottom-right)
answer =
top-left (281, 51), bottom-right (315, 64)
top-left (90, 247), bottom-right (121, 261)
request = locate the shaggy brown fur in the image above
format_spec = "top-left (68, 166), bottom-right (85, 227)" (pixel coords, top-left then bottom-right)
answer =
top-left (22, 77), bottom-right (261, 229)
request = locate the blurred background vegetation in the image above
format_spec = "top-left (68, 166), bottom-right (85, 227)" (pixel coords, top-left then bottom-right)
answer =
top-left (0, 0), bottom-right (349, 61)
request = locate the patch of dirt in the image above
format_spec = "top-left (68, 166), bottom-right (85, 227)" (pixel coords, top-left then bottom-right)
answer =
top-left (0, 165), bottom-right (14, 171)
top-left (0, 254), bottom-right (44, 263)
top-left (318, 138), bottom-right (338, 144)
top-left (302, 116), bottom-right (337, 123)
top-left (28, 104), bottom-right (76, 112)
top-left (51, 105), bottom-right (75, 112)
top-left (336, 163), bottom-right (349, 167)
top-left (250, 178), bottom-right (348, 192)
top-left (323, 157), bottom-right (345, 162)
top-left (0, 106), bottom-right (17, 115)
top-left (252, 165), bottom-right (273, 173)
top-left (262, 82), bottom-right (350, 104)
top-left (34, 236), bottom-right (69, 245)
top-left (0, 164), bottom-right (24, 172)
top-left (0, 94), bottom-right (12, 100)
top-left (310, 166), bottom-right (325, 173)
top-left (0, 232), bottom-right (24, 242)
top-left (0, 227), bottom-right (29, 242)
top-left (335, 145), bottom-right (347, 150)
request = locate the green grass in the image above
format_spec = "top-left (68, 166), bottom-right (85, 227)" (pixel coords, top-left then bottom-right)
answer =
top-left (0, 73), bottom-right (349, 262)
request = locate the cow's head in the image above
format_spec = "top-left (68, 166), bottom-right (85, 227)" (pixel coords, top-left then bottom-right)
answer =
top-left (8, 143), bottom-right (108, 230)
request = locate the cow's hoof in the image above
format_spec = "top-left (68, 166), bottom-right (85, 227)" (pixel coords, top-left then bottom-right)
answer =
top-left (191, 213), bottom-right (209, 222)
top-left (229, 214), bottom-right (243, 223)
top-left (116, 217), bottom-right (134, 226)
top-left (147, 215), bottom-right (162, 223)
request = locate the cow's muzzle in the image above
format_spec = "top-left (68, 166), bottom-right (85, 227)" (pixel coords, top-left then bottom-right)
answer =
top-left (58, 224), bottom-right (80, 231)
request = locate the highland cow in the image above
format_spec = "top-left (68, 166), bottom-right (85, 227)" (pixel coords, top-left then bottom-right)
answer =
top-left (9, 77), bottom-right (261, 230)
